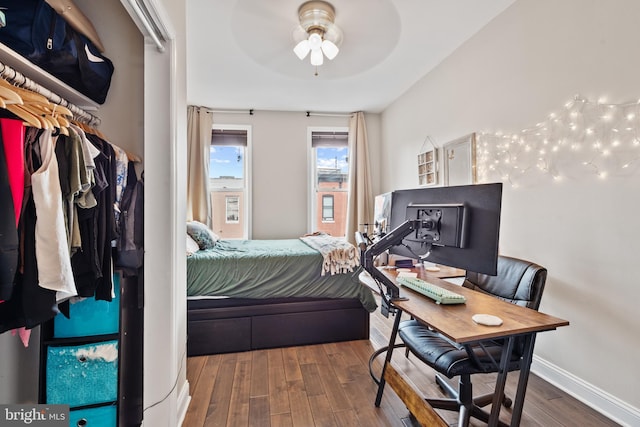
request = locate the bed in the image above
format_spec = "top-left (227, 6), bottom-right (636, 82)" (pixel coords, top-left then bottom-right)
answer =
top-left (186, 237), bottom-right (377, 356)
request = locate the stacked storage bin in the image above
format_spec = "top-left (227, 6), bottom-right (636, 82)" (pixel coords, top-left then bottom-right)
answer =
top-left (39, 274), bottom-right (124, 426)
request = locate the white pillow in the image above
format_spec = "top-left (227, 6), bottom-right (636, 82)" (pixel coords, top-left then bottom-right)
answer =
top-left (186, 221), bottom-right (220, 250)
top-left (186, 234), bottom-right (200, 256)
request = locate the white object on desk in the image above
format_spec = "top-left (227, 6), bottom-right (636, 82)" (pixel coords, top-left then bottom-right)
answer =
top-left (397, 271), bottom-right (418, 278)
top-left (472, 313), bottom-right (503, 326)
top-left (425, 266), bottom-right (441, 272)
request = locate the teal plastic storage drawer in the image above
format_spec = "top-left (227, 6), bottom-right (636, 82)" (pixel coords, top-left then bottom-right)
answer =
top-left (53, 275), bottom-right (121, 338)
top-left (69, 404), bottom-right (117, 427)
top-left (46, 340), bottom-right (119, 407)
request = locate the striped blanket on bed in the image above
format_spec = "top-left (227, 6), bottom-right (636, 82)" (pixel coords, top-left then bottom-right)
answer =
top-left (300, 233), bottom-right (360, 276)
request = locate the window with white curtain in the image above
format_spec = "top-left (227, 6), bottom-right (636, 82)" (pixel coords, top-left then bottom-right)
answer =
top-left (309, 128), bottom-right (349, 237)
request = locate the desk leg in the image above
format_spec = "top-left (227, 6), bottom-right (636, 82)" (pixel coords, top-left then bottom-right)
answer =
top-left (488, 336), bottom-right (515, 427)
top-left (375, 309), bottom-right (403, 407)
top-left (509, 333), bottom-right (537, 427)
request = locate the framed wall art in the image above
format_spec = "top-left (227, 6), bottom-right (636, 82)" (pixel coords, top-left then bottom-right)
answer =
top-left (443, 133), bottom-right (477, 186)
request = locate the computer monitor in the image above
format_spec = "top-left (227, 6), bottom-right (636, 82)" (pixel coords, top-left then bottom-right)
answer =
top-left (387, 182), bottom-right (502, 276)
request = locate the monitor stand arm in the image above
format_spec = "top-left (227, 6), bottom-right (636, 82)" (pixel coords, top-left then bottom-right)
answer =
top-left (358, 219), bottom-right (428, 318)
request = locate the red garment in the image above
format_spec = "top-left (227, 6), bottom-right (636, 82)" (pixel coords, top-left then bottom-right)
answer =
top-left (0, 119), bottom-right (28, 346)
top-left (0, 118), bottom-right (25, 225)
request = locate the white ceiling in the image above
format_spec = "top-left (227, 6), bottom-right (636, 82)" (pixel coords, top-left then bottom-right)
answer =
top-left (186, 0), bottom-right (515, 113)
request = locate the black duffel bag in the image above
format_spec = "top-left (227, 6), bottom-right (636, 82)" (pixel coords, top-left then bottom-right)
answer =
top-left (0, 0), bottom-right (114, 104)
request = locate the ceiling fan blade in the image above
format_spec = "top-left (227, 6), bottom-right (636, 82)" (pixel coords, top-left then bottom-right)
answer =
top-left (294, 40), bottom-right (311, 60)
top-left (310, 48), bottom-right (324, 66)
top-left (321, 40), bottom-right (339, 60)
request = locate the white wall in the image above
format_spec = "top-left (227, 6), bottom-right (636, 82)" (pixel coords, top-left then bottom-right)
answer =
top-left (207, 111), bottom-right (382, 239)
top-left (380, 0), bottom-right (640, 424)
top-left (133, 0), bottom-right (190, 425)
top-left (0, 331), bottom-right (39, 403)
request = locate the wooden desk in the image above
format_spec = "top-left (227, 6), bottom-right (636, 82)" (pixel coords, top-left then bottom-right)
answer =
top-left (368, 267), bottom-right (569, 427)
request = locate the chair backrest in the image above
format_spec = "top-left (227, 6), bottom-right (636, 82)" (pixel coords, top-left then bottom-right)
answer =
top-left (463, 255), bottom-right (547, 310)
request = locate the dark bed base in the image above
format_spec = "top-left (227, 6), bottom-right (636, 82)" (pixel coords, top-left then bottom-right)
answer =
top-left (187, 297), bottom-right (370, 356)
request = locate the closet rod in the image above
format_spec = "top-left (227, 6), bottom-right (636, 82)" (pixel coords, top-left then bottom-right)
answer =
top-left (0, 60), bottom-right (101, 127)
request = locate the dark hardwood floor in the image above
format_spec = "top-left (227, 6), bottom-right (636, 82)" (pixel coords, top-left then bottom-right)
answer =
top-left (183, 297), bottom-right (619, 427)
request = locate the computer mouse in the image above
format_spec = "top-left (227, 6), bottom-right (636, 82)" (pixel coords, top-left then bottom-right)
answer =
top-left (472, 314), bottom-right (503, 326)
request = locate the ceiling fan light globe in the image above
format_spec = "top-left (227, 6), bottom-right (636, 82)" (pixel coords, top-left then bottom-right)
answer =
top-left (310, 48), bottom-right (324, 66)
top-left (308, 32), bottom-right (323, 50)
top-left (293, 40), bottom-right (311, 60)
top-left (321, 39), bottom-right (339, 60)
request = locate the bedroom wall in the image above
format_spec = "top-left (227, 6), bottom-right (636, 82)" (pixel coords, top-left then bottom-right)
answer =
top-left (0, 0), bottom-right (143, 405)
top-left (139, 0), bottom-right (191, 423)
top-left (379, 0), bottom-right (640, 424)
top-left (207, 110), bottom-right (382, 239)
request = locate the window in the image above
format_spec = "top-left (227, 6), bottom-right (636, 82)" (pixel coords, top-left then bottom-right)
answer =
top-left (322, 195), bottom-right (334, 222)
top-left (209, 126), bottom-right (251, 238)
top-left (225, 196), bottom-right (239, 223)
top-left (309, 128), bottom-right (349, 237)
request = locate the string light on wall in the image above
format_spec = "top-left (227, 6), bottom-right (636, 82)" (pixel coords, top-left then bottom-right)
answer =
top-left (476, 96), bottom-right (640, 187)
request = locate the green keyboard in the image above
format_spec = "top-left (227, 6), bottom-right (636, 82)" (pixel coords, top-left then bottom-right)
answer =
top-left (396, 276), bottom-right (466, 305)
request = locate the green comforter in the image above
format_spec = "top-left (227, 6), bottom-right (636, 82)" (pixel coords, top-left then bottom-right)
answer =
top-left (187, 239), bottom-right (377, 312)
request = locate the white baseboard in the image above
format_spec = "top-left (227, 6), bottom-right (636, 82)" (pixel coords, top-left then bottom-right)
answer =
top-left (177, 380), bottom-right (191, 427)
top-left (531, 356), bottom-right (640, 427)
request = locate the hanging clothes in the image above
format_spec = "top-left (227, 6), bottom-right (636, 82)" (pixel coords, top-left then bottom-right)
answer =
top-left (0, 127), bottom-right (58, 335)
top-left (31, 129), bottom-right (77, 302)
top-left (71, 132), bottom-right (116, 301)
top-left (0, 119), bottom-right (28, 344)
top-left (0, 74), bottom-right (141, 339)
top-left (55, 127), bottom-right (87, 255)
top-left (71, 124), bottom-right (99, 209)
top-left (0, 64), bottom-right (143, 343)
top-left (87, 133), bottom-right (117, 301)
top-left (112, 142), bottom-right (128, 227)
top-left (0, 123), bottom-right (19, 301)
top-left (0, 118), bottom-right (25, 225)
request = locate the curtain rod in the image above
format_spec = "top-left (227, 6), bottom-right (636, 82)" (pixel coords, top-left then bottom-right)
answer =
top-left (0, 61), bottom-right (101, 127)
top-left (306, 111), bottom-right (352, 118)
top-left (196, 106), bottom-right (254, 115)
top-left (193, 106), bottom-right (353, 118)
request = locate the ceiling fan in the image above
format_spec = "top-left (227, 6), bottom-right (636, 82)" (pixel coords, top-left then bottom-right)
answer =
top-left (292, 1), bottom-right (343, 67)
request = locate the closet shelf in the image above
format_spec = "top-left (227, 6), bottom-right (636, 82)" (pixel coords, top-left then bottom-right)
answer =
top-left (0, 43), bottom-right (99, 111)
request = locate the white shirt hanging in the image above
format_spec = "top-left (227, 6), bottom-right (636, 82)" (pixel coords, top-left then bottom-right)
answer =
top-left (31, 129), bottom-right (78, 302)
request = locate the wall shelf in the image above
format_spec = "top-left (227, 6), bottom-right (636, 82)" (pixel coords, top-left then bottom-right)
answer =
top-left (0, 43), bottom-right (99, 111)
top-left (418, 149), bottom-right (438, 186)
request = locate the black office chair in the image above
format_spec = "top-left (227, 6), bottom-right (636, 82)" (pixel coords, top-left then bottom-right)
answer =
top-left (397, 255), bottom-right (547, 427)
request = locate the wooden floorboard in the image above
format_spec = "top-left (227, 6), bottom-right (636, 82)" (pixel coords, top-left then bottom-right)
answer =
top-left (184, 297), bottom-right (621, 427)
